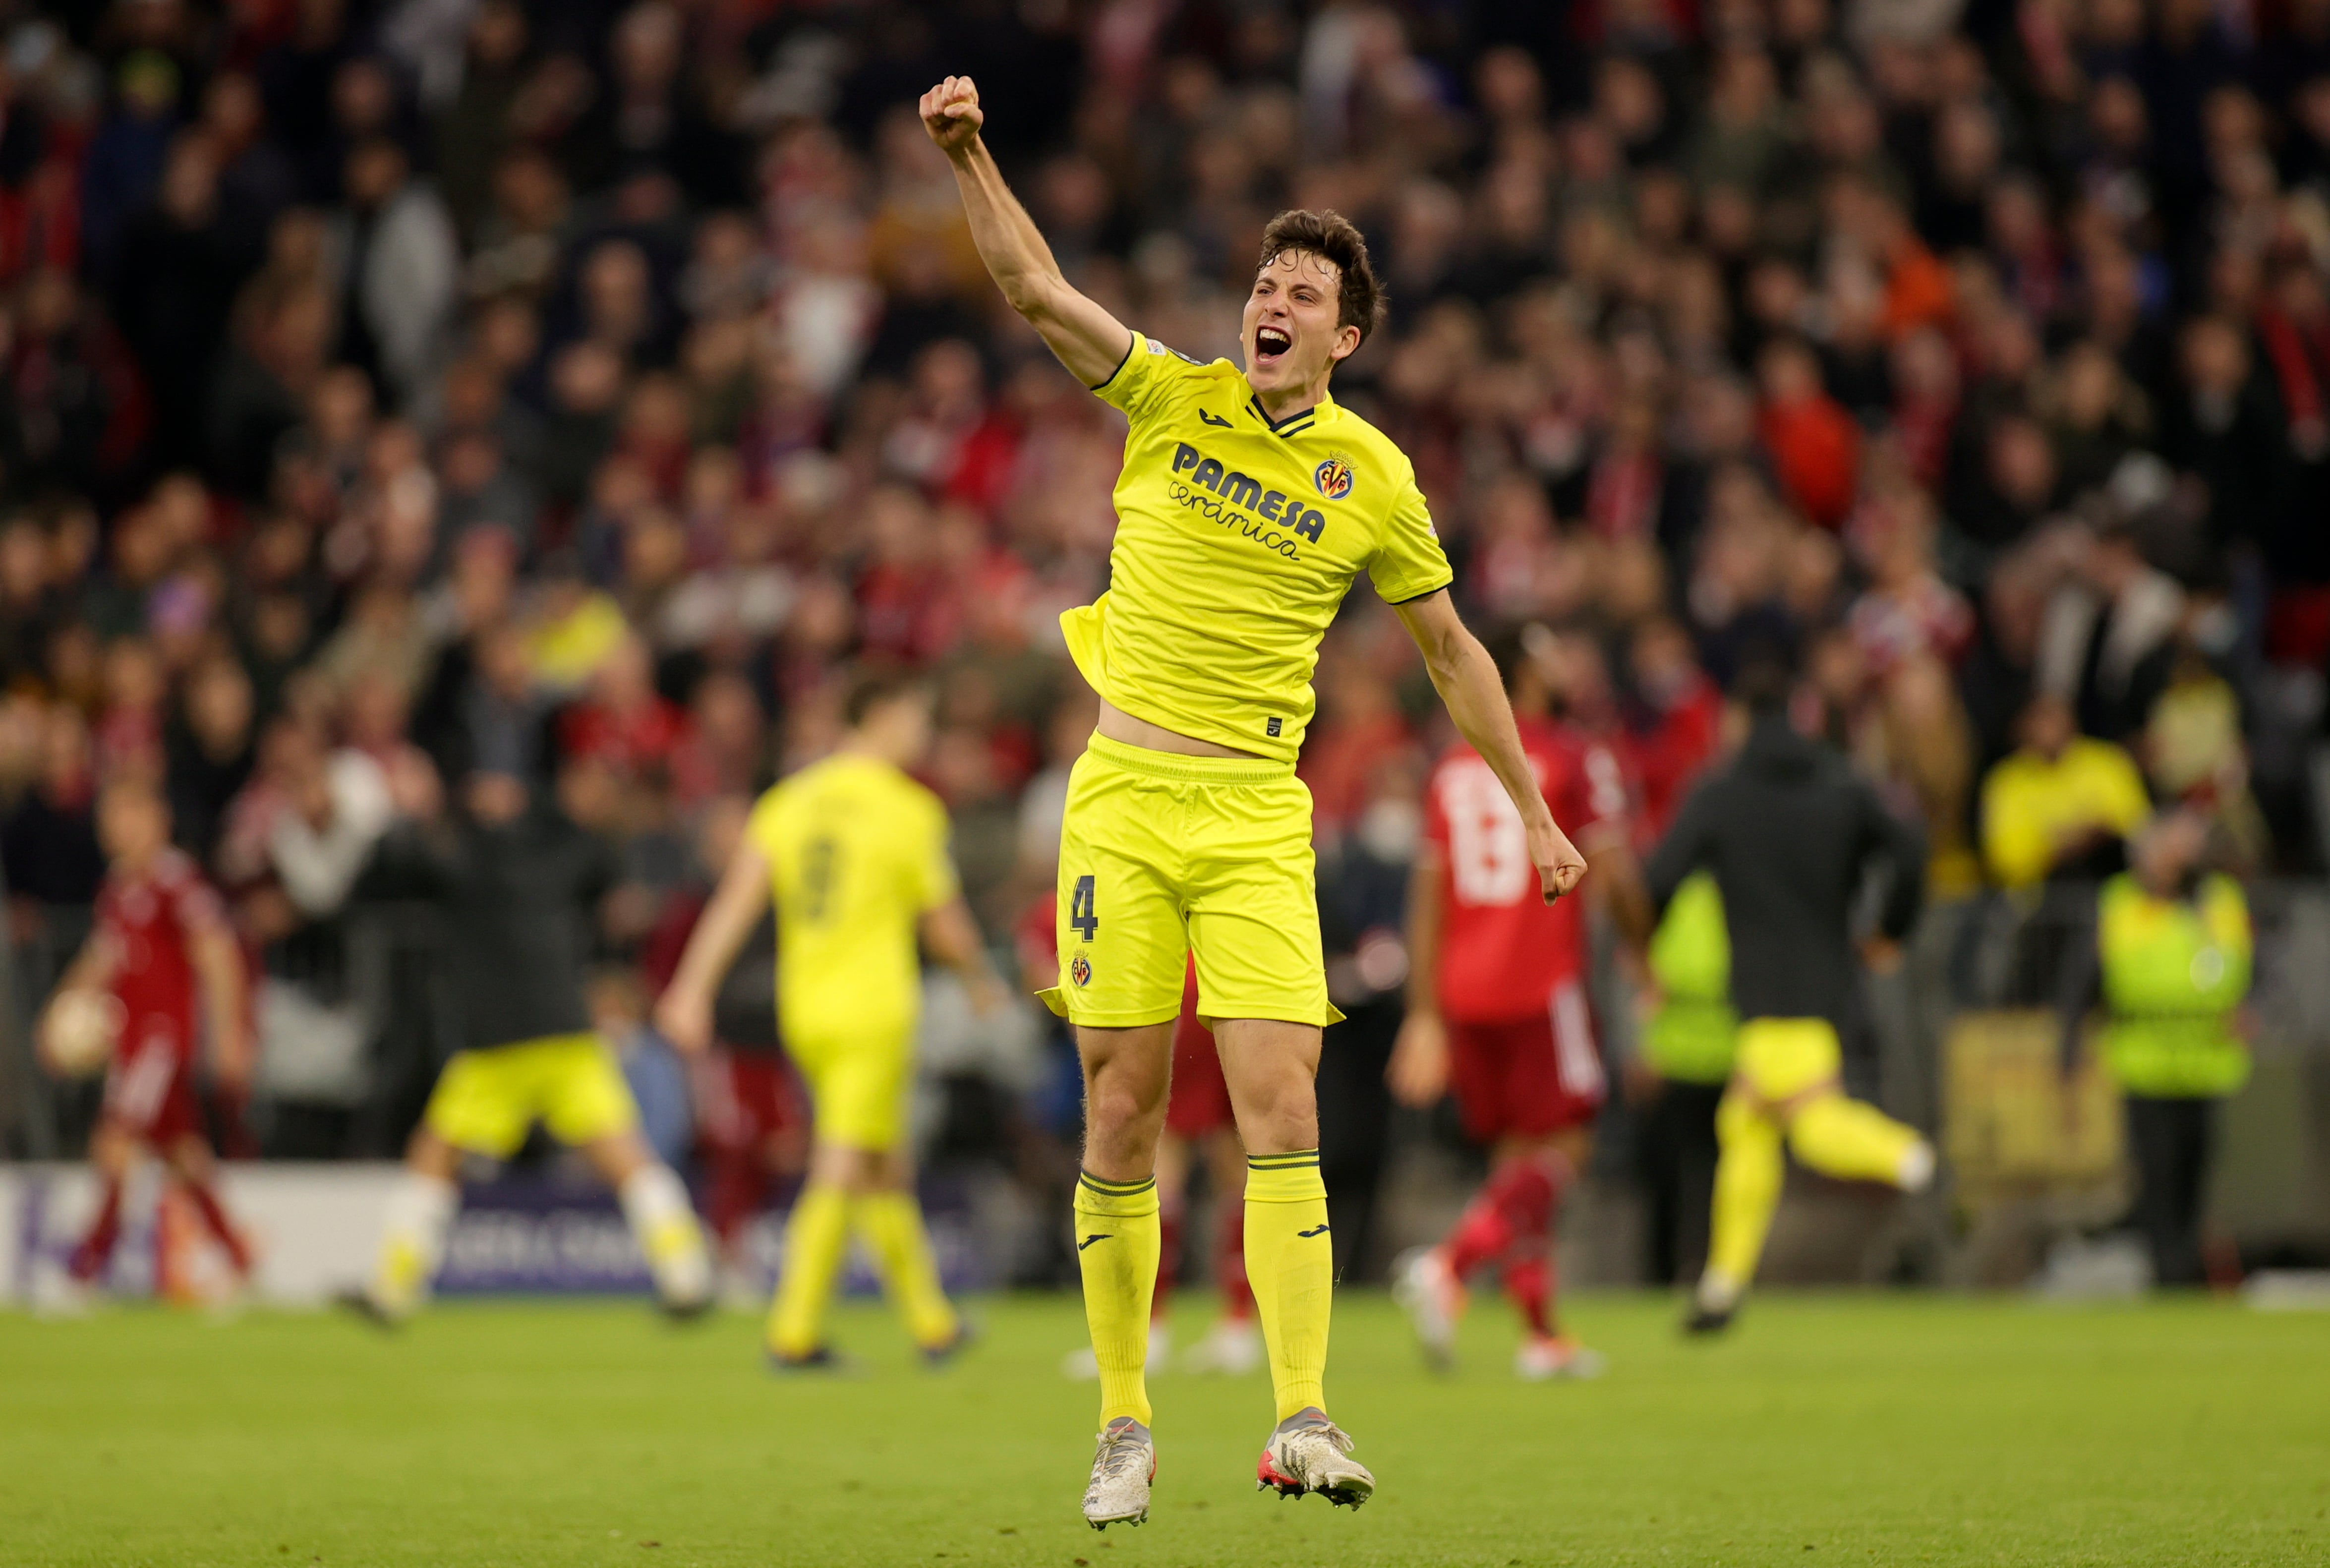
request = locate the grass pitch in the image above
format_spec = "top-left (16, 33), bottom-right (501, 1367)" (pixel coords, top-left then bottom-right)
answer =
top-left (2, 1291), bottom-right (2323, 1567)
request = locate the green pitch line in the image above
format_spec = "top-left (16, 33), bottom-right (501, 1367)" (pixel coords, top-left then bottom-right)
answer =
top-left (1, 1292), bottom-right (2323, 1567)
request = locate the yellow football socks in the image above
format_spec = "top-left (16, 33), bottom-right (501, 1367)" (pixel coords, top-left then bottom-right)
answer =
top-left (370, 1172), bottom-right (458, 1319)
top-left (1244, 1150), bottom-right (1333, 1422)
top-left (617, 1164), bottom-right (711, 1306)
top-left (852, 1189), bottom-right (958, 1349)
top-left (1074, 1170), bottom-right (1161, 1427)
top-left (1705, 1090), bottom-right (1785, 1301)
top-left (767, 1181), bottom-right (851, 1358)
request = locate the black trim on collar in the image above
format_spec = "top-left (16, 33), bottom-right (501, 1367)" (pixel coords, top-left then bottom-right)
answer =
top-left (1245, 394), bottom-right (1319, 437)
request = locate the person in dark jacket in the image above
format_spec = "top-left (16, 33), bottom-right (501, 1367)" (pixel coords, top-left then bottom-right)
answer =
top-left (342, 756), bottom-right (709, 1323)
top-left (1638, 659), bottom-right (1937, 1334)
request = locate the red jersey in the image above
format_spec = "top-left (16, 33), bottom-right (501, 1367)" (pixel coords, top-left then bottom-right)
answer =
top-left (1423, 720), bottom-right (1630, 1024)
top-left (1626, 676), bottom-right (1722, 842)
top-left (94, 849), bottom-right (224, 1055)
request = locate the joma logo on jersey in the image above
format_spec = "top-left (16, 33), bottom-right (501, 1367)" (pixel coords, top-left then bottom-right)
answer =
top-left (1314, 457), bottom-right (1354, 500)
top-left (1171, 443), bottom-right (1326, 542)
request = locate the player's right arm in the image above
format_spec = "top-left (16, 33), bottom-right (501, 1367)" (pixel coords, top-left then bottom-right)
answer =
top-left (654, 841), bottom-right (769, 1056)
top-left (37, 931), bottom-right (119, 1076)
top-left (920, 76), bottom-right (1132, 388)
top-left (1385, 840), bottom-right (1449, 1108)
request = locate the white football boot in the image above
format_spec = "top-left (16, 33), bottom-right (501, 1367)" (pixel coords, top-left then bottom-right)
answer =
top-left (1515, 1335), bottom-right (1607, 1381)
top-left (1081, 1416), bottom-right (1156, 1529)
top-left (1176, 1316), bottom-right (1262, 1375)
top-left (1391, 1245), bottom-right (1462, 1370)
top-left (1256, 1412), bottom-right (1375, 1509)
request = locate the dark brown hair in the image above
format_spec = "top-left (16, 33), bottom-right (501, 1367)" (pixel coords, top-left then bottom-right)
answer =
top-left (1256, 209), bottom-right (1386, 346)
top-left (842, 662), bottom-right (931, 727)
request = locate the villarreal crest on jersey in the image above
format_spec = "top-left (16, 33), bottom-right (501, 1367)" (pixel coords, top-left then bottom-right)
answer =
top-left (1063, 332), bottom-right (1454, 762)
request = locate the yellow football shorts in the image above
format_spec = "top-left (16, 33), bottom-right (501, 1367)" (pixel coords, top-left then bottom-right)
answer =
top-left (423, 1032), bottom-right (640, 1158)
top-left (1732, 1017), bottom-right (1846, 1106)
top-left (1038, 735), bottom-right (1341, 1030)
top-left (786, 1024), bottom-right (914, 1153)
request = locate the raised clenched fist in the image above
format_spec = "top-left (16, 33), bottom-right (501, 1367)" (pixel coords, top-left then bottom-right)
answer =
top-left (919, 76), bottom-right (983, 157)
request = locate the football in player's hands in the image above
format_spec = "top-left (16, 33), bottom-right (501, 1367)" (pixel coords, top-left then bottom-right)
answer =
top-left (920, 76), bottom-right (983, 154)
top-left (40, 988), bottom-right (121, 1079)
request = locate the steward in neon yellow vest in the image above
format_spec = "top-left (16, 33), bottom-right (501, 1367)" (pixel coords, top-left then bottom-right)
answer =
top-left (2097, 871), bottom-right (2252, 1099)
top-left (1642, 870), bottom-right (1736, 1086)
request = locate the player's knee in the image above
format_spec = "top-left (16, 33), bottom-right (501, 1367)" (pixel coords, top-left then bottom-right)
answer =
top-left (1086, 1068), bottom-right (1165, 1135)
top-left (91, 1125), bottom-right (137, 1176)
top-left (1714, 1091), bottom-right (1767, 1146)
top-left (1230, 1078), bottom-right (1317, 1153)
top-left (162, 1135), bottom-right (213, 1180)
top-left (405, 1128), bottom-right (461, 1180)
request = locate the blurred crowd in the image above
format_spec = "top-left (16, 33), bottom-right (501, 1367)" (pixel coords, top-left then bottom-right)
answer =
top-left (0, 0), bottom-right (2324, 1208)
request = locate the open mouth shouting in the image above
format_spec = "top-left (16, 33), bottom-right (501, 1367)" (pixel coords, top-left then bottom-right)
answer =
top-left (1253, 324), bottom-right (1293, 367)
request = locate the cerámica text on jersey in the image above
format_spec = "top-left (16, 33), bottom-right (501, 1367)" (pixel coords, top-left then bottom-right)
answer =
top-left (1169, 443), bottom-right (1327, 542)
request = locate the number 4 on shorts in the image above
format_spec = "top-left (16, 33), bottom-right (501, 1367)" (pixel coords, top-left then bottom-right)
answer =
top-left (1069, 874), bottom-right (1099, 940)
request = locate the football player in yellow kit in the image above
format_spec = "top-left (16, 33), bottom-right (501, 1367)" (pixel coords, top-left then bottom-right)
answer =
top-left (919, 76), bottom-right (1589, 1530)
top-left (657, 669), bottom-right (1003, 1367)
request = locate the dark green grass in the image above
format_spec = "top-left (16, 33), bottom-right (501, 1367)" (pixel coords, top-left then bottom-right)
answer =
top-left (1, 1291), bottom-right (2324, 1567)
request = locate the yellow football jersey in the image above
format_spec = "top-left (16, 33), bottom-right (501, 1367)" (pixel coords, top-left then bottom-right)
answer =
top-left (1066, 332), bottom-right (1454, 761)
top-left (746, 753), bottom-right (959, 1042)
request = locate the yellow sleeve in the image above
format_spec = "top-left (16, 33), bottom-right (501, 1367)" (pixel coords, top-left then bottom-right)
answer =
top-left (910, 795), bottom-right (961, 914)
top-left (1980, 764), bottom-right (2050, 890)
top-left (1365, 470), bottom-right (1456, 605)
top-left (1089, 331), bottom-right (1210, 427)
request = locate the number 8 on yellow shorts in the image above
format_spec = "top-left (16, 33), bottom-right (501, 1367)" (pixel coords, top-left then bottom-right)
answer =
top-left (1037, 736), bottom-right (1343, 1030)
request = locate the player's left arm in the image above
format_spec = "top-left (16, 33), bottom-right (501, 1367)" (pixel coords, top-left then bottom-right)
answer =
top-left (1858, 782), bottom-right (1928, 972)
top-left (1393, 589), bottom-right (1586, 904)
top-left (914, 800), bottom-right (1006, 1016)
top-left (920, 898), bottom-right (1008, 1018)
top-left (186, 903), bottom-right (252, 1092)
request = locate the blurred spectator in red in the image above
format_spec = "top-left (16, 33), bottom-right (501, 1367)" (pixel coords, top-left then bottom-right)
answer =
top-left (562, 632), bottom-right (690, 784)
top-left (1756, 337), bottom-right (1861, 530)
top-left (1624, 616), bottom-right (1722, 841)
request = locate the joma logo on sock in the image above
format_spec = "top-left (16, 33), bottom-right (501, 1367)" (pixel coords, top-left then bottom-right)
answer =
top-left (1077, 1233), bottom-right (1112, 1252)
top-left (1297, 1223), bottom-right (1331, 1238)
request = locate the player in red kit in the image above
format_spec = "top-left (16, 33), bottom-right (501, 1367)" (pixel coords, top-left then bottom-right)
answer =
top-left (1389, 627), bottom-right (1644, 1379)
top-left (41, 778), bottom-right (253, 1302)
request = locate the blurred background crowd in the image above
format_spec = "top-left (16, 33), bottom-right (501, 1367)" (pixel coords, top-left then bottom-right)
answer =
top-left (2, 0), bottom-right (2329, 1287)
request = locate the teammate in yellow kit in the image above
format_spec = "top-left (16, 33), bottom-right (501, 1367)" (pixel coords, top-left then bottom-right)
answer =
top-left (656, 668), bottom-right (1003, 1366)
top-left (920, 76), bottom-right (1588, 1528)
